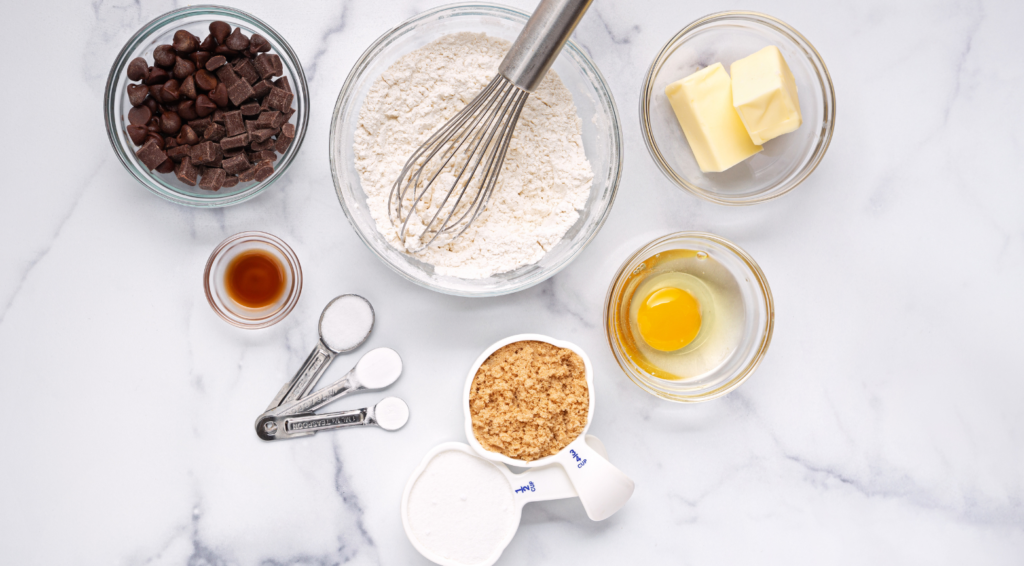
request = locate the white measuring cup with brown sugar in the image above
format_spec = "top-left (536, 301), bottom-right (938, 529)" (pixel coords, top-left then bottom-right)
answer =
top-left (462, 334), bottom-right (635, 522)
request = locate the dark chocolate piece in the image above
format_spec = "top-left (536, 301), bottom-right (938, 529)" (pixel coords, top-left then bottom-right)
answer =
top-left (220, 133), bottom-right (249, 150)
top-left (225, 28), bottom-right (250, 51)
top-left (199, 33), bottom-right (217, 52)
top-left (160, 111), bottom-right (182, 135)
top-left (136, 138), bottom-right (168, 170)
top-left (167, 144), bottom-right (191, 162)
top-left (172, 30), bottom-right (198, 54)
top-left (227, 80), bottom-right (255, 106)
top-left (210, 83), bottom-right (230, 107)
top-left (177, 100), bottom-right (198, 121)
top-left (210, 21), bottom-right (231, 44)
top-left (205, 55), bottom-right (228, 71)
top-left (253, 160), bottom-right (275, 182)
top-left (127, 105), bottom-right (152, 126)
top-left (195, 69), bottom-right (218, 91)
top-left (175, 156), bottom-right (198, 185)
top-left (251, 150), bottom-right (277, 163)
top-left (237, 163), bottom-right (259, 182)
top-left (272, 76), bottom-right (291, 94)
top-left (271, 108), bottom-right (294, 129)
top-left (233, 58), bottom-right (260, 85)
top-left (153, 45), bottom-right (176, 68)
top-left (222, 175), bottom-right (240, 189)
top-left (251, 80), bottom-right (273, 99)
top-left (249, 34), bottom-right (271, 54)
top-left (127, 125), bottom-right (148, 145)
top-left (254, 111), bottom-right (279, 129)
top-left (191, 140), bottom-right (219, 165)
top-left (181, 75), bottom-right (197, 100)
top-left (195, 94), bottom-right (216, 117)
top-left (156, 158), bottom-right (176, 173)
top-left (204, 122), bottom-right (226, 142)
top-left (223, 111), bottom-right (245, 137)
top-left (239, 102), bottom-right (261, 116)
top-left (250, 128), bottom-right (276, 143)
top-left (177, 125), bottom-right (199, 146)
top-left (265, 87), bottom-right (293, 111)
top-left (215, 65), bottom-right (240, 87)
top-left (250, 137), bottom-right (276, 151)
top-left (145, 132), bottom-right (165, 149)
top-left (191, 50), bottom-right (212, 71)
top-left (144, 66), bottom-right (169, 85)
top-left (211, 109), bottom-right (227, 124)
top-left (127, 84), bottom-right (149, 107)
top-left (199, 167), bottom-right (227, 191)
top-left (222, 154), bottom-right (250, 175)
top-left (161, 79), bottom-right (180, 102)
top-left (173, 56), bottom-right (196, 80)
top-left (254, 54), bottom-right (282, 79)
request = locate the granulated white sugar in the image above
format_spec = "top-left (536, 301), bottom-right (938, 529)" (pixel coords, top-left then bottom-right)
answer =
top-left (319, 295), bottom-right (374, 352)
top-left (407, 450), bottom-right (516, 565)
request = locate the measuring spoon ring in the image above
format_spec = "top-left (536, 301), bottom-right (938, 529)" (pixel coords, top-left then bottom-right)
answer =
top-left (265, 294), bottom-right (375, 412)
top-left (257, 397), bottom-right (410, 441)
top-left (267, 347), bottom-right (403, 418)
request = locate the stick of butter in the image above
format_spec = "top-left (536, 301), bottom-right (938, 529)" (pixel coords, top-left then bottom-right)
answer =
top-left (730, 45), bottom-right (802, 145)
top-left (665, 63), bottom-right (762, 173)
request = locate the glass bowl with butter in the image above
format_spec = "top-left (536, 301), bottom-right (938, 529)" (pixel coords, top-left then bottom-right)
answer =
top-left (604, 232), bottom-right (774, 402)
top-left (640, 12), bottom-right (835, 205)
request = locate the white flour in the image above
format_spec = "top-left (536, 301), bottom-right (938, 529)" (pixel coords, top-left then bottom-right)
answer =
top-left (407, 450), bottom-right (516, 565)
top-left (354, 33), bottom-right (594, 279)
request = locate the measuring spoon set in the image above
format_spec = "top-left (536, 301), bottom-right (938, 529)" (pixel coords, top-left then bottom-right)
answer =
top-left (255, 294), bottom-right (409, 441)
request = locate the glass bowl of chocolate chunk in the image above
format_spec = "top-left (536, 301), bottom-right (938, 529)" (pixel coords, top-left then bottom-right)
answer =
top-left (105, 5), bottom-right (308, 207)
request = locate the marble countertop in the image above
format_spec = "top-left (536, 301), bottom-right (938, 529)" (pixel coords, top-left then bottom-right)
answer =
top-left (2, 0), bottom-right (1022, 563)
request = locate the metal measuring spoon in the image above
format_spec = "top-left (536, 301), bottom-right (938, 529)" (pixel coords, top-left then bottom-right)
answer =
top-left (257, 397), bottom-right (409, 441)
top-left (264, 295), bottom-right (375, 412)
top-left (266, 347), bottom-right (403, 418)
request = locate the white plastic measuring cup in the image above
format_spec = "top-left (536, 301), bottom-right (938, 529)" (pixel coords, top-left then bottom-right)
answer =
top-left (402, 436), bottom-right (610, 566)
top-left (463, 334), bottom-right (635, 521)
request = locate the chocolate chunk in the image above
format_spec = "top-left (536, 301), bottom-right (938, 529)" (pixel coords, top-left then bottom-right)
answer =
top-left (245, 120), bottom-right (258, 135)
top-left (254, 54), bottom-right (282, 79)
top-left (195, 94), bottom-right (216, 117)
top-left (127, 105), bottom-right (151, 126)
top-left (176, 124), bottom-right (199, 145)
top-left (222, 154), bottom-right (250, 175)
top-left (210, 83), bottom-right (230, 107)
top-left (166, 144), bottom-right (191, 162)
top-left (222, 175), bottom-right (240, 189)
top-left (173, 56), bottom-right (195, 80)
top-left (224, 28), bottom-right (250, 51)
top-left (175, 156), bottom-right (198, 185)
top-left (223, 146), bottom-right (246, 158)
top-left (181, 74), bottom-right (197, 100)
top-left (265, 87), bottom-right (293, 111)
top-left (126, 125), bottom-right (148, 145)
top-left (271, 108), bottom-right (294, 129)
top-left (207, 153), bottom-right (223, 168)
top-left (165, 138), bottom-right (179, 149)
top-left (223, 111), bottom-right (245, 136)
top-left (250, 137), bottom-right (276, 151)
top-left (251, 150), bottom-right (277, 163)
top-left (280, 123), bottom-right (295, 139)
top-left (144, 66), bottom-right (169, 85)
top-left (199, 167), bottom-right (226, 191)
top-left (188, 117), bottom-right (212, 135)
top-left (155, 157), bottom-right (176, 173)
top-left (237, 164), bottom-right (258, 182)
top-left (254, 111), bottom-right (279, 129)
top-left (136, 138), bottom-right (168, 170)
top-left (172, 30), bottom-right (198, 54)
top-left (253, 160), bottom-right (275, 182)
top-left (127, 57), bottom-right (149, 81)
top-left (191, 140), bottom-right (219, 165)
top-left (239, 102), bottom-right (261, 117)
top-left (153, 45), bottom-right (177, 68)
top-left (272, 76), bottom-right (291, 94)
top-left (205, 55), bottom-right (227, 71)
top-left (227, 80), bottom-right (255, 106)
top-left (211, 109), bottom-right (227, 124)
top-left (195, 69), bottom-right (218, 91)
top-left (215, 65), bottom-right (240, 87)
top-left (274, 136), bottom-right (292, 154)
top-left (250, 128), bottom-right (276, 143)
top-left (233, 58), bottom-right (260, 85)
top-left (220, 133), bottom-right (249, 150)
top-left (177, 100), bottom-right (198, 121)
top-left (160, 111), bottom-right (182, 135)
top-left (251, 80), bottom-right (272, 99)
top-left (127, 84), bottom-right (149, 107)
top-left (209, 21), bottom-right (231, 44)
top-left (203, 122), bottom-right (225, 142)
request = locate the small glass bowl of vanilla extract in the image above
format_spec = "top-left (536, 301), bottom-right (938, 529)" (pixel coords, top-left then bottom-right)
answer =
top-left (204, 232), bottom-right (302, 329)
top-left (605, 232), bottom-right (774, 402)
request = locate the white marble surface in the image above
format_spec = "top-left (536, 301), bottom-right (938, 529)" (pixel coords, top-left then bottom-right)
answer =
top-left (1, 0), bottom-right (1022, 563)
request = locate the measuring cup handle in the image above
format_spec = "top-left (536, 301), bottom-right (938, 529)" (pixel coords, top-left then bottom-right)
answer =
top-left (268, 341), bottom-right (336, 410)
top-left (556, 436), bottom-right (634, 521)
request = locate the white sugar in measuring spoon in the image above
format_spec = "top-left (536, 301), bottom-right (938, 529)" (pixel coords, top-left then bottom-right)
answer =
top-left (267, 347), bottom-right (403, 417)
top-left (265, 295), bottom-right (375, 411)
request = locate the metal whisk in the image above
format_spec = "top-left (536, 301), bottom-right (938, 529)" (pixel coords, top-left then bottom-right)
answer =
top-left (389, 0), bottom-right (593, 253)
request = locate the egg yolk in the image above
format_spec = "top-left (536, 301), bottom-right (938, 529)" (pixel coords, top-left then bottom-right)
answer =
top-left (637, 287), bottom-right (702, 352)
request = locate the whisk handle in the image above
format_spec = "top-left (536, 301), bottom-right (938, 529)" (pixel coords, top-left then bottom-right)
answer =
top-left (499, 0), bottom-right (594, 92)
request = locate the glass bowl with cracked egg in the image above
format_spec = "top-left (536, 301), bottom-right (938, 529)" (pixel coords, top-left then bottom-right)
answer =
top-left (104, 5), bottom-right (309, 207)
top-left (605, 232), bottom-right (774, 402)
top-left (640, 11), bottom-right (836, 205)
top-left (329, 3), bottom-right (622, 297)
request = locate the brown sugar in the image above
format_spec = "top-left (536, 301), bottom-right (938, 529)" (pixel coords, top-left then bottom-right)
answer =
top-left (469, 340), bottom-right (589, 461)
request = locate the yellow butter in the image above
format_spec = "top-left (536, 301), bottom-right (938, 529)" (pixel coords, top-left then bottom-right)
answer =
top-left (730, 45), bottom-right (802, 145)
top-left (664, 63), bottom-right (762, 173)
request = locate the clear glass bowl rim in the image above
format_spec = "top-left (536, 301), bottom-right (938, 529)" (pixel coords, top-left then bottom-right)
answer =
top-left (203, 231), bottom-right (303, 329)
top-left (639, 11), bottom-right (836, 206)
top-left (604, 231), bottom-right (775, 402)
top-left (328, 1), bottom-right (623, 297)
top-left (103, 4), bottom-right (310, 208)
